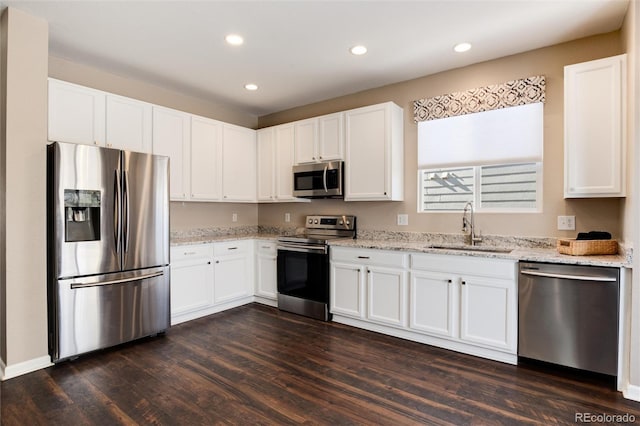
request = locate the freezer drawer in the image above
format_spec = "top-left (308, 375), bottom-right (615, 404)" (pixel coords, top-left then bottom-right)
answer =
top-left (518, 262), bottom-right (619, 375)
top-left (50, 266), bottom-right (170, 362)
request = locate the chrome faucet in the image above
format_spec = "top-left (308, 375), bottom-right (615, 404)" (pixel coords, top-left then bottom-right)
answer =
top-left (462, 202), bottom-right (482, 246)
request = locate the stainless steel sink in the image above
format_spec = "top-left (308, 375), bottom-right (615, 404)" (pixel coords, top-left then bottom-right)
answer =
top-left (426, 245), bottom-right (513, 254)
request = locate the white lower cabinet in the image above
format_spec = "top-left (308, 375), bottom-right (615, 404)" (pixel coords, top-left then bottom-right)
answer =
top-left (331, 246), bottom-right (517, 364)
top-left (409, 271), bottom-right (456, 339)
top-left (459, 276), bottom-right (514, 351)
top-left (170, 245), bottom-right (214, 320)
top-left (330, 247), bottom-right (408, 327)
top-left (255, 241), bottom-right (278, 303)
top-left (170, 240), bottom-right (255, 325)
top-left (367, 266), bottom-right (407, 328)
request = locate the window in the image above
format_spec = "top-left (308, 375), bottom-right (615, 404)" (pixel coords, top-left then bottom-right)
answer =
top-left (419, 162), bottom-right (541, 212)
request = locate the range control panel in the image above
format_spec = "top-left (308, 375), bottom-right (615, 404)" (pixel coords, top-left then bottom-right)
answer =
top-left (305, 215), bottom-right (356, 231)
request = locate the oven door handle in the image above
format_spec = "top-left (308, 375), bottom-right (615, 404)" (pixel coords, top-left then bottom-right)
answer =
top-left (278, 244), bottom-right (328, 254)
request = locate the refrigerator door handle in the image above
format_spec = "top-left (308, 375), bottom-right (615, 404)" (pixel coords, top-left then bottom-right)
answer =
top-left (123, 170), bottom-right (130, 253)
top-left (70, 271), bottom-right (164, 289)
top-left (114, 169), bottom-right (121, 254)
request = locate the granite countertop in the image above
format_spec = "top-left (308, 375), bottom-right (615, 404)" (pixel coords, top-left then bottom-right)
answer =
top-left (171, 233), bottom-right (279, 246)
top-left (169, 226), bottom-right (631, 268)
top-left (329, 238), bottom-right (630, 268)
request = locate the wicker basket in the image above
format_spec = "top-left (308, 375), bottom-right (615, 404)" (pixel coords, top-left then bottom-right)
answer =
top-left (557, 238), bottom-right (618, 256)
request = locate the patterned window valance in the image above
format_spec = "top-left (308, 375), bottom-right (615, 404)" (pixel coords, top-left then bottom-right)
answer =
top-left (413, 75), bottom-right (546, 123)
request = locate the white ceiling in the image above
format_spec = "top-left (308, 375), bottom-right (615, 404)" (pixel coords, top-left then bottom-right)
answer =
top-left (1, 0), bottom-right (630, 117)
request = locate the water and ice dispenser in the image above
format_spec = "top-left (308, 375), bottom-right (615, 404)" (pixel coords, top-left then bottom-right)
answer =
top-left (64, 189), bottom-right (101, 242)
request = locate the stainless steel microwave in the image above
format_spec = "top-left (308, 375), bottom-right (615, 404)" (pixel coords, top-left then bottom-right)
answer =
top-left (292, 161), bottom-right (343, 198)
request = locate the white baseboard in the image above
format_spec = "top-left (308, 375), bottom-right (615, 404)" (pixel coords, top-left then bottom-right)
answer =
top-left (1, 355), bottom-right (52, 380)
top-left (624, 384), bottom-right (640, 401)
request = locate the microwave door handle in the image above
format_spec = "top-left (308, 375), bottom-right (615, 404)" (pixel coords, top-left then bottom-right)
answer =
top-left (323, 164), bottom-right (328, 193)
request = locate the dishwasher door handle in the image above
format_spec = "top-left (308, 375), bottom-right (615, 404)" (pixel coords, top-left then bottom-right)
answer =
top-left (520, 269), bottom-right (618, 282)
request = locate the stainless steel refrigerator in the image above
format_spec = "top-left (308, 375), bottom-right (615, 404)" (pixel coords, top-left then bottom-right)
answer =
top-left (47, 141), bottom-right (170, 362)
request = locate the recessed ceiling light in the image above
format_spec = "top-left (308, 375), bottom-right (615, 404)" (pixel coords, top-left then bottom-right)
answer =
top-left (454, 42), bottom-right (472, 53)
top-left (244, 83), bottom-right (258, 91)
top-left (225, 34), bottom-right (244, 46)
top-left (350, 45), bottom-right (368, 56)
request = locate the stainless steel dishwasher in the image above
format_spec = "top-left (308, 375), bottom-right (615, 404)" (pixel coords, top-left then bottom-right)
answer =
top-left (518, 262), bottom-right (619, 376)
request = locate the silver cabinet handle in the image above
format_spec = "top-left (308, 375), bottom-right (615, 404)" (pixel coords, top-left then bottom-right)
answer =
top-left (183, 251), bottom-right (196, 256)
top-left (520, 270), bottom-right (617, 282)
top-left (71, 271), bottom-right (164, 289)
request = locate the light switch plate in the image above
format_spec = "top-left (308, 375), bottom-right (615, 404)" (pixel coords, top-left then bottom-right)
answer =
top-left (232, 213), bottom-right (238, 223)
top-left (557, 215), bottom-right (575, 231)
top-left (397, 214), bottom-right (409, 226)
top-left (284, 213), bottom-right (291, 223)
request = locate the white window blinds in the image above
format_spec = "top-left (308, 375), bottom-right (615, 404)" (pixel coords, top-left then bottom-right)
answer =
top-left (417, 102), bottom-right (544, 169)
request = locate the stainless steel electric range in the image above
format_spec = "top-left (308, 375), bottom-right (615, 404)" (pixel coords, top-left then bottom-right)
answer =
top-left (276, 215), bottom-right (356, 321)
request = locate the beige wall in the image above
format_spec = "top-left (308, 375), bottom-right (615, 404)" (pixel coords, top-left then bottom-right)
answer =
top-left (0, 8), bottom-right (48, 367)
top-left (170, 201), bottom-right (258, 231)
top-left (49, 56), bottom-right (260, 231)
top-left (258, 33), bottom-right (624, 239)
top-left (622, 0), bottom-right (640, 394)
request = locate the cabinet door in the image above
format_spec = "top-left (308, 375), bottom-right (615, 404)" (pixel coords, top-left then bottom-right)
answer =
top-left (318, 112), bottom-right (344, 161)
top-left (48, 79), bottom-right (105, 146)
top-left (214, 253), bottom-right (250, 304)
top-left (105, 94), bottom-right (152, 153)
top-left (459, 276), bottom-right (516, 352)
top-left (152, 106), bottom-right (191, 200)
top-left (257, 128), bottom-right (275, 201)
top-left (191, 116), bottom-right (223, 201)
top-left (345, 104), bottom-right (388, 200)
top-left (330, 262), bottom-right (364, 318)
top-left (222, 125), bottom-right (257, 201)
top-left (564, 54), bottom-right (626, 197)
top-left (170, 256), bottom-right (213, 317)
top-left (366, 266), bottom-right (407, 327)
top-left (275, 124), bottom-right (297, 201)
top-left (256, 254), bottom-right (277, 299)
top-left (409, 271), bottom-right (457, 339)
top-left (294, 118), bottom-right (318, 164)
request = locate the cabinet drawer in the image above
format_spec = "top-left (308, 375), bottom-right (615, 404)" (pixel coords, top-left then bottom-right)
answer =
top-left (214, 240), bottom-right (249, 256)
top-left (331, 246), bottom-right (407, 268)
top-left (411, 253), bottom-right (516, 280)
top-left (256, 240), bottom-right (277, 255)
top-left (171, 244), bottom-right (213, 263)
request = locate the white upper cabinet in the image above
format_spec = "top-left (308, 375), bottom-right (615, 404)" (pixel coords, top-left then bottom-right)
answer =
top-left (257, 123), bottom-right (303, 202)
top-left (222, 124), bottom-right (257, 202)
top-left (105, 94), bottom-right (152, 153)
top-left (49, 79), bottom-right (152, 153)
top-left (152, 106), bottom-right (191, 201)
top-left (49, 79), bottom-right (105, 146)
top-left (294, 118), bottom-right (318, 164)
top-left (275, 124), bottom-right (298, 201)
top-left (294, 113), bottom-right (345, 164)
top-left (345, 102), bottom-right (404, 201)
top-left (257, 127), bottom-right (276, 201)
top-left (564, 54), bottom-right (627, 198)
top-left (190, 115), bottom-right (223, 201)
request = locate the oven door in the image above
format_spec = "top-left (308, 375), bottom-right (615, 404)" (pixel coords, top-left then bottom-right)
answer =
top-left (277, 244), bottom-right (329, 303)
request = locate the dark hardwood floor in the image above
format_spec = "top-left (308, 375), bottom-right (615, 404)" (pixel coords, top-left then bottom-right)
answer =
top-left (2, 303), bottom-right (640, 425)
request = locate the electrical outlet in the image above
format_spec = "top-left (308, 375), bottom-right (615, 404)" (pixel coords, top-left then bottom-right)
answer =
top-left (232, 213), bottom-right (238, 223)
top-left (284, 213), bottom-right (291, 223)
top-left (397, 214), bottom-right (409, 226)
top-left (557, 215), bottom-right (575, 231)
